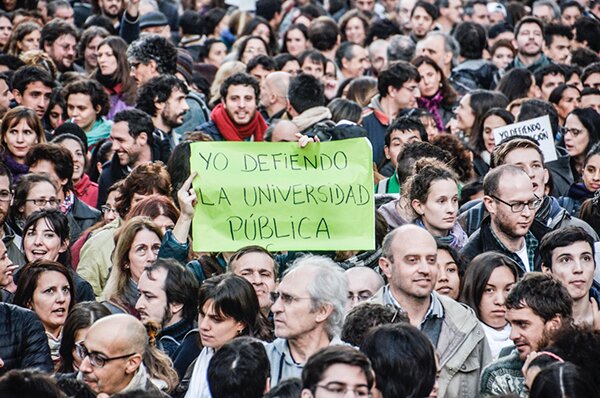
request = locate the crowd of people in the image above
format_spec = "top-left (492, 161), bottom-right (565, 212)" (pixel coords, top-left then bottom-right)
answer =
top-left (1, 0), bottom-right (600, 397)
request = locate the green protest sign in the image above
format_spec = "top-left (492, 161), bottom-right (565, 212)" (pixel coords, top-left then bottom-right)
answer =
top-left (190, 138), bottom-right (375, 252)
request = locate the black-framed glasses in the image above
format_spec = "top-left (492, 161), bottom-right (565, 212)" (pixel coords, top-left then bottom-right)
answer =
top-left (316, 383), bottom-right (371, 398)
top-left (26, 198), bottom-right (61, 206)
top-left (490, 195), bottom-right (542, 213)
top-left (75, 343), bottom-right (136, 368)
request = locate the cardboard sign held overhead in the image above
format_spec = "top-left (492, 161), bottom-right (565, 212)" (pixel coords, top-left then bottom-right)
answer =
top-left (493, 115), bottom-right (557, 162)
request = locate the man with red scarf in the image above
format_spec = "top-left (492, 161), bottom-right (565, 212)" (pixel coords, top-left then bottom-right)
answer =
top-left (197, 73), bottom-right (268, 142)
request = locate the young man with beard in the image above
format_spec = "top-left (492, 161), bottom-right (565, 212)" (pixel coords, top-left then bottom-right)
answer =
top-left (508, 17), bottom-right (552, 74)
top-left (480, 273), bottom-right (572, 397)
top-left (197, 73), bottom-right (268, 142)
top-left (460, 165), bottom-right (542, 276)
top-left (92, 0), bottom-right (124, 29)
top-left (136, 75), bottom-right (189, 151)
top-left (540, 226), bottom-right (598, 326)
top-left (135, 258), bottom-right (198, 359)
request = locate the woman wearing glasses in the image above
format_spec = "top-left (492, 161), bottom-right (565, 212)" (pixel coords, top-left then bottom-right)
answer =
top-left (13, 259), bottom-right (75, 370)
top-left (405, 159), bottom-right (468, 251)
top-left (7, 173), bottom-right (59, 237)
top-left (0, 106), bottom-right (46, 184)
top-left (20, 208), bottom-right (95, 303)
top-left (101, 216), bottom-right (163, 316)
top-left (559, 142), bottom-right (600, 217)
top-left (183, 273), bottom-right (266, 398)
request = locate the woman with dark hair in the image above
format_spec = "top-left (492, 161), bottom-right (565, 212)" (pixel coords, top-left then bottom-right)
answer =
top-left (460, 252), bottom-right (518, 359)
top-left (559, 142), bottom-right (600, 216)
top-left (13, 259), bottom-right (75, 368)
top-left (413, 55), bottom-right (458, 131)
top-left (405, 159), bottom-right (468, 250)
top-left (237, 35), bottom-right (270, 64)
top-left (43, 88), bottom-right (67, 133)
top-left (564, 107), bottom-right (600, 179)
top-left (53, 133), bottom-right (98, 207)
top-left (489, 39), bottom-right (515, 72)
top-left (101, 216), bottom-right (163, 316)
top-left (198, 38), bottom-right (228, 68)
top-left (496, 68), bottom-right (540, 102)
top-left (529, 362), bottom-right (597, 398)
top-left (360, 323), bottom-right (437, 398)
top-left (241, 16), bottom-right (278, 54)
top-left (77, 26), bottom-right (110, 74)
top-left (549, 84), bottom-right (581, 126)
top-left (0, 106), bottom-right (46, 183)
top-left (339, 10), bottom-right (369, 46)
top-left (93, 36), bottom-right (137, 120)
top-left (434, 243), bottom-right (463, 300)
top-left (4, 21), bottom-right (40, 57)
top-left (281, 23), bottom-right (308, 57)
top-left (87, 138), bottom-right (112, 183)
top-left (471, 107), bottom-right (515, 176)
top-left (57, 301), bottom-right (111, 373)
top-left (20, 209), bottom-right (95, 303)
top-left (455, 90), bottom-right (509, 142)
top-left (184, 273), bottom-right (266, 398)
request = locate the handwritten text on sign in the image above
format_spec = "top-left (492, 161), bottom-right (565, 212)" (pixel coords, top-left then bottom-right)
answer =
top-left (190, 139), bottom-right (375, 252)
top-left (493, 115), bottom-right (557, 162)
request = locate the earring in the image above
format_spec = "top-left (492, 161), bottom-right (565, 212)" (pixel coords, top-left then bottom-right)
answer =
top-left (237, 329), bottom-right (243, 335)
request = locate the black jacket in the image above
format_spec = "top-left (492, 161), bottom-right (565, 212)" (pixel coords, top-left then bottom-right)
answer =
top-left (67, 196), bottom-right (101, 243)
top-left (0, 303), bottom-right (53, 374)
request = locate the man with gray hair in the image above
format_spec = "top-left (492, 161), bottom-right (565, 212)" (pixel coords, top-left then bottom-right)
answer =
top-left (265, 255), bottom-right (348, 387)
top-left (259, 71), bottom-right (291, 123)
top-left (127, 34), bottom-right (178, 85)
top-left (372, 224), bottom-right (491, 398)
top-left (387, 34), bottom-right (416, 62)
top-left (416, 31), bottom-right (459, 78)
top-left (368, 39), bottom-right (389, 75)
top-left (532, 0), bottom-right (560, 24)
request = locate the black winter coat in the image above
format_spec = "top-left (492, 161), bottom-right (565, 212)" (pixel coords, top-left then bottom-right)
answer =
top-left (0, 303), bottom-right (53, 374)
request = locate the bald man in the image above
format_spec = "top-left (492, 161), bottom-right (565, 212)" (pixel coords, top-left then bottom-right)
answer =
top-left (78, 314), bottom-right (163, 396)
top-left (259, 71), bottom-right (291, 123)
top-left (345, 266), bottom-right (384, 310)
top-left (372, 225), bottom-right (491, 398)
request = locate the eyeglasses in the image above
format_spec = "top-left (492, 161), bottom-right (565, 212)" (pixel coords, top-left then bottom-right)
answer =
top-left (270, 291), bottom-right (312, 305)
top-left (402, 84), bottom-right (420, 93)
top-left (564, 127), bottom-right (584, 137)
top-left (101, 205), bottom-right (117, 214)
top-left (26, 198), bottom-right (61, 206)
top-left (75, 343), bottom-right (136, 368)
top-left (0, 190), bottom-right (11, 202)
top-left (490, 195), bottom-right (542, 213)
top-left (316, 383), bottom-right (371, 398)
top-left (129, 61), bottom-right (141, 70)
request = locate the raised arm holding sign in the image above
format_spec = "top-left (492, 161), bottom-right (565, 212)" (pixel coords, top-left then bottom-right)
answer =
top-left (493, 115), bottom-right (558, 162)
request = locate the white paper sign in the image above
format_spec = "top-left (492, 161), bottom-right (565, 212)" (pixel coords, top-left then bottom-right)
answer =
top-left (493, 115), bottom-right (557, 162)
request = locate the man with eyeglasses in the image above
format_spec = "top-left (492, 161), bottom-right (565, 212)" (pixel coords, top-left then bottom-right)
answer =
top-left (300, 346), bottom-right (374, 398)
top-left (458, 137), bottom-right (598, 252)
top-left (0, 164), bottom-right (25, 266)
top-left (461, 165), bottom-right (541, 276)
top-left (40, 19), bottom-right (81, 75)
top-left (265, 255), bottom-right (348, 387)
top-left (77, 313), bottom-right (163, 396)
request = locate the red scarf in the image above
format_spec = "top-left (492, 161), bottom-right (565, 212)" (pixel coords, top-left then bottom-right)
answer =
top-left (210, 103), bottom-right (267, 141)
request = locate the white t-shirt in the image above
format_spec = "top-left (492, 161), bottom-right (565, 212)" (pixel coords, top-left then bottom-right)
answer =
top-left (515, 242), bottom-right (530, 273)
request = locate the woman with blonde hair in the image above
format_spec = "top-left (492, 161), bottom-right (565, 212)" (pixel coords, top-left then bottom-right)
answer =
top-left (209, 60), bottom-right (246, 107)
top-left (102, 216), bottom-right (163, 316)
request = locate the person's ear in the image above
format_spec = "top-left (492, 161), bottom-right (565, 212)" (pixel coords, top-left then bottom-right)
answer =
top-left (411, 199), bottom-right (424, 216)
top-left (378, 256), bottom-right (393, 279)
top-left (95, 104), bottom-right (102, 115)
top-left (147, 59), bottom-right (158, 74)
top-left (543, 168), bottom-right (549, 185)
top-left (483, 195), bottom-right (495, 215)
top-left (544, 314), bottom-right (563, 333)
top-left (154, 96), bottom-right (165, 112)
top-left (315, 302), bottom-right (333, 324)
top-left (124, 353), bottom-right (143, 374)
top-left (59, 239), bottom-right (70, 254)
top-left (541, 264), bottom-right (552, 274)
top-left (12, 89), bottom-right (22, 104)
top-left (170, 302), bottom-right (184, 316)
top-left (137, 131), bottom-right (148, 146)
top-left (301, 388), bottom-right (314, 398)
